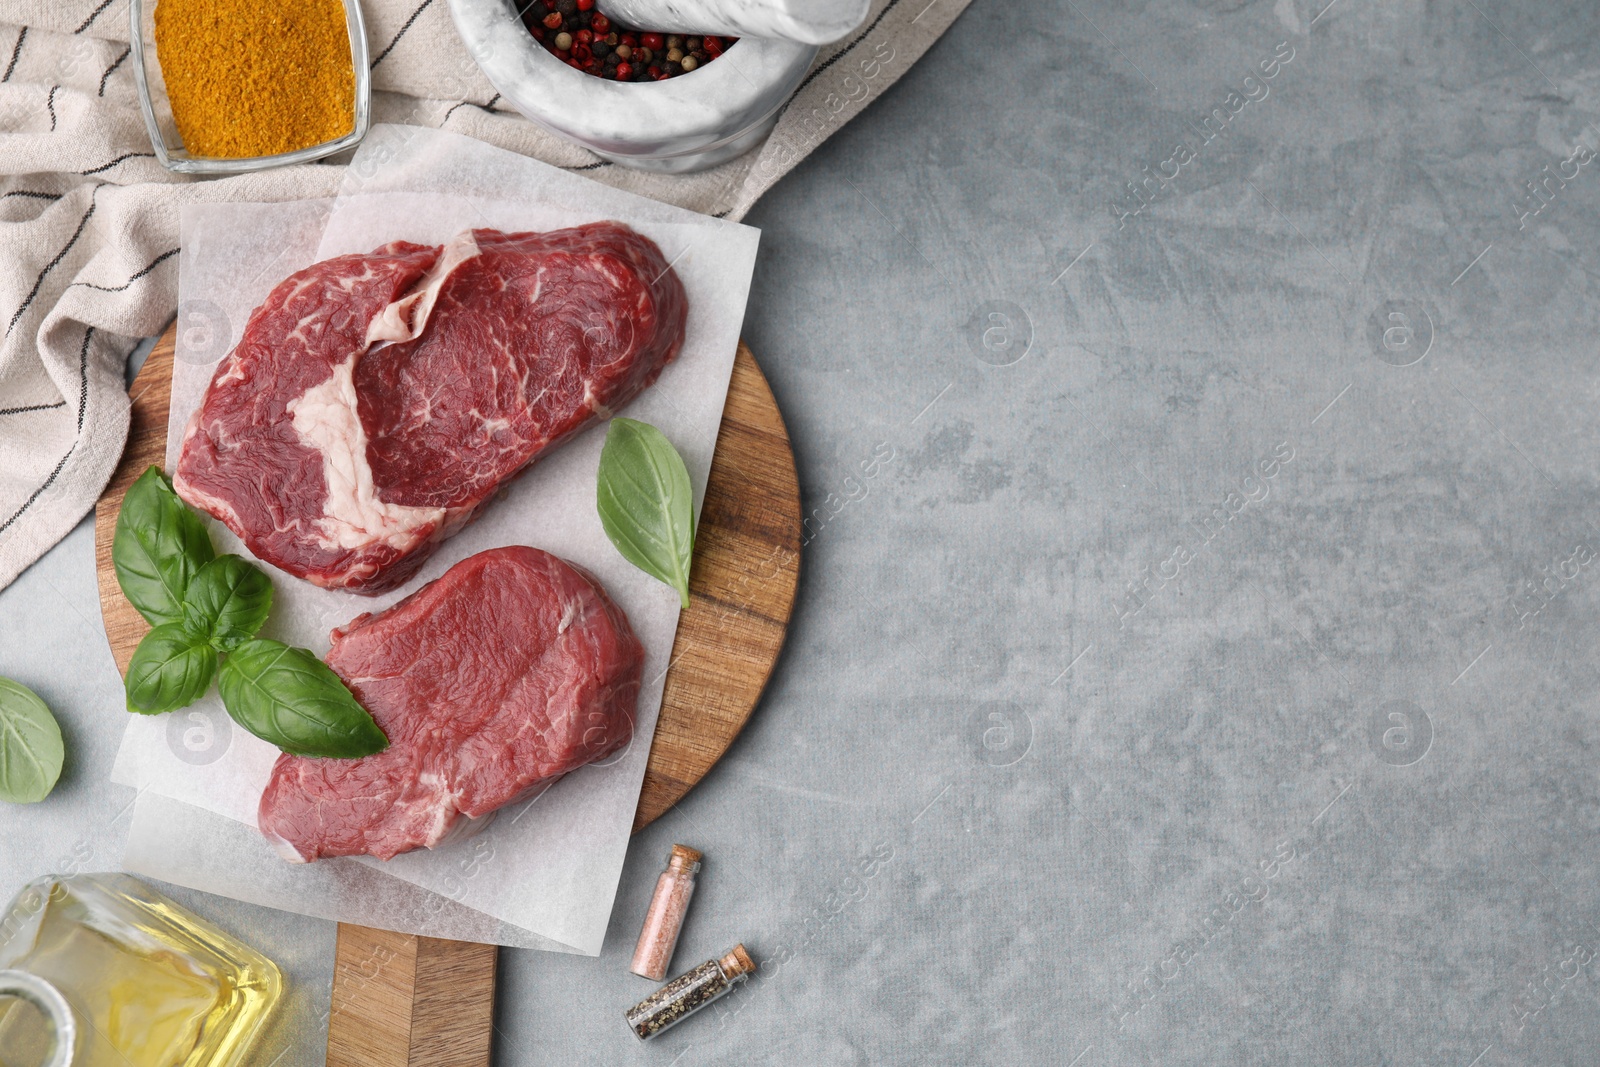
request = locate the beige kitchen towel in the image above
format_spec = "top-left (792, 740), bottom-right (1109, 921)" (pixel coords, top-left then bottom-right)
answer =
top-left (0, 0), bottom-right (968, 592)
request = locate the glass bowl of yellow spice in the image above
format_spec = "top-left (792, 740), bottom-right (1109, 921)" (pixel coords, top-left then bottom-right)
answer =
top-left (130, 0), bottom-right (371, 174)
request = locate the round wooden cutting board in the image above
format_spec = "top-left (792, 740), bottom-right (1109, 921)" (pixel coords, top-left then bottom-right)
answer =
top-left (92, 324), bottom-right (801, 1066)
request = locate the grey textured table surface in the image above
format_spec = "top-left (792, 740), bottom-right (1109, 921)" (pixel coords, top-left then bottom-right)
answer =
top-left (5, 0), bottom-right (1600, 1063)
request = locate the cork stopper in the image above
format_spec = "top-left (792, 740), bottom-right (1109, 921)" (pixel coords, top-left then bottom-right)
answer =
top-left (668, 844), bottom-right (703, 872)
top-left (718, 944), bottom-right (755, 979)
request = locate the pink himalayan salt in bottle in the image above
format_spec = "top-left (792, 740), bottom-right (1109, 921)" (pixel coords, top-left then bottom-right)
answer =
top-left (630, 844), bottom-right (702, 981)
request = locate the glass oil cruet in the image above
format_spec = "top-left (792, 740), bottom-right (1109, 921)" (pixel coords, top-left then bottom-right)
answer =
top-left (0, 874), bottom-right (281, 1067)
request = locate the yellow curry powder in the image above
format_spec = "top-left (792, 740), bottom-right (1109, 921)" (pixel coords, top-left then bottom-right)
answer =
top-left (153, 0), bottom-right (355, 159)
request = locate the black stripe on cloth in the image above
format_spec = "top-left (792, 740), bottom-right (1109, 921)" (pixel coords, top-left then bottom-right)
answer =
top-left (0, 401), bottom-right (65, 416)
top-left (74, 0), bottom-right (119, 34)
top-left (6, 193), bottom-right (96, 337)
top-left (565, 161), bottom-right (609, 171)
top-left (0, 444), bottom-right (75, 537)
top-left (80, 151), bottom-right (154, 175)
top-left (372, 0), bottom-right (435, 67)
top-left (1, 191), bottom-right (62, 202)
top-left (99, 45), bottom-right (130, 97)
top-left (3, 27), bottom-right (26, 83)
top-left (442, 93), bottom-right (506, 124)
top-left (0, 327), bottom-right (90, 538)
top-left (793, 0), bottom-right (907, 98)
top-left (76, 327), bottom-right (92, 430)
top-left (46, 84), bottom-right (57, 131)
top-left (713, 209), bottom-right (731, 218)
top-left (67, 247), bottom-right (178, 294)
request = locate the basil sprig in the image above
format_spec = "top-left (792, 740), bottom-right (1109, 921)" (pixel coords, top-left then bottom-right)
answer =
top-left (0, 676), bottom-right (64, 804)
top-left (595, 418), bottom-right (695, 609)
top-left (113, 466), bottom-right (386, 760)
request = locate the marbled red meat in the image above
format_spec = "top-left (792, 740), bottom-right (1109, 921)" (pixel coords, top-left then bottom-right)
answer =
top-left (258, 546), bottom-right (644, 862)
top-left (174, 223), bottom-right (688, 593)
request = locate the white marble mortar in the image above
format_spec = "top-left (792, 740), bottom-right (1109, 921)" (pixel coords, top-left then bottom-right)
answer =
top-left (448, 0), bottom-right (818, 173)
top-left (596, 0), bottom-right (869, 45)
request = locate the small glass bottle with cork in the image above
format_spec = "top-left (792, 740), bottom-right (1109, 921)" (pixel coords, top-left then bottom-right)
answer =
top-left (625, 944), bottom-right (755, 1040)
top-left (630, 844), bottom-right (702, 982)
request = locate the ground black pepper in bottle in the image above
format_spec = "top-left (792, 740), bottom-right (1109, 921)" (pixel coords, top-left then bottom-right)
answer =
top-left (624, 944), bottom-right (755, 1040)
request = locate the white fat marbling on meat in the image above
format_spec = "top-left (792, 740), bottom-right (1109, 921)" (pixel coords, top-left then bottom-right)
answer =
top-left (264, 825), bottom-right (310, 864)
top-left (581, 381), bottom-right (614, 419)
top-left (366, 230), bottom-right (482, 346)
top-left (288, 355), bottom-right (446, 551)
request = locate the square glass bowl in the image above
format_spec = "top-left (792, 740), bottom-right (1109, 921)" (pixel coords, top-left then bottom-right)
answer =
top-left (129, 0), bottom-right (371, 175)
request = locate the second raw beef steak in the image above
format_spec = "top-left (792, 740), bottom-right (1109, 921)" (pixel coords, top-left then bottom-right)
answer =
top-left (258, 546), bottom-right (645, 862)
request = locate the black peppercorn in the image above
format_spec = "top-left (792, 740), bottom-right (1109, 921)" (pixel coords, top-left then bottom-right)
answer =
top-left (557, 0), bottom-right (577, 13)
top-left (526, 14), bottom-right (730, 80)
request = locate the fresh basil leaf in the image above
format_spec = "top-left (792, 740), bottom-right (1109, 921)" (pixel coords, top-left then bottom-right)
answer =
top-left (182, 554), bottom-right (273, 652)
top-left (596, 418), bottom-right (695, 609)
top-left (218, 639), bottom-right (387, 759)
top-left (113, 466), bottom-right (215, 626)
top-left (126, 623), bottom-right (218, 715)
top-left (0, 677), bottom-right (64, 804)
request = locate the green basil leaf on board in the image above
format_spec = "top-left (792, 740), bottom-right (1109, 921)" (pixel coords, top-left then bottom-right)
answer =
top-left (0, 677), bottom-right (65, 804)
top-left (182, 554), bottom-right (273, 652)
top-left (595, 418), bottom-right (695, 609)
top-left (218, 640), bottom-right (387, 759)
top-left (113, 466), bottom-right (215, 626)
top-left (125, 623), bottom-right (218, 715)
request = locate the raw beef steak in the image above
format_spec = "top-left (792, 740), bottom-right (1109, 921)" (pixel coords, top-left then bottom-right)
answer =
top-left (175, 223), bottom-right (688, 593)
top-left (258, 546), bottom-right (644, 862)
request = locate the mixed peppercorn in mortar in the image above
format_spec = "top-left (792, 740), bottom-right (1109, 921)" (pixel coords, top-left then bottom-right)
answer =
top-left (522, 0), bottom-right (734, 81)
top-left (153, 0), bottom-right (355, 159)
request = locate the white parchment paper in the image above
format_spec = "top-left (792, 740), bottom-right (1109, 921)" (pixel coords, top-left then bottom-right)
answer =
top-left (111, 128), bottom-right (760, 954)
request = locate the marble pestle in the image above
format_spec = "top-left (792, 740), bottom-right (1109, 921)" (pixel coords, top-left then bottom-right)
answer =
top-left (594, 0), bottom-right (869, 45)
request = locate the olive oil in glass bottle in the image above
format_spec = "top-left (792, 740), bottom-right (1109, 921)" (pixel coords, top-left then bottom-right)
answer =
top-left (0, 874), bottom-right (281, 1067)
